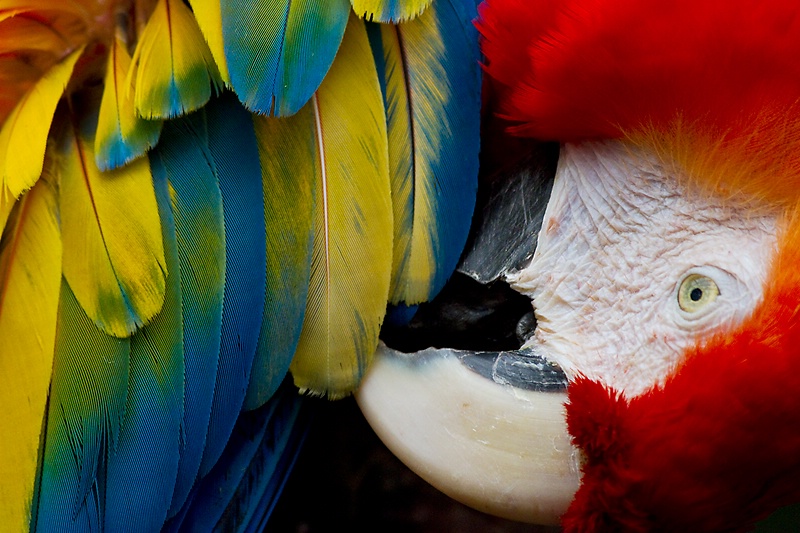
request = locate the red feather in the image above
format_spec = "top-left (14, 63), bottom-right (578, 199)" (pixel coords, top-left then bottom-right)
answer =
top-left (477, 0), bottom-right (800, 142)
top-left (563, 227), bottom-right (800, 531)
top-left (477, 0), bottom-right (800, 529)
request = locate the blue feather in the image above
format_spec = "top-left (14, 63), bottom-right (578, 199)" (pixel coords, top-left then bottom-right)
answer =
top-left (221, 0), bottom-right (350, 115)
top-left (420, 0), bottom-right (482, 301)
top-left (151, 113), bottom-right (228, 517)
top-left (376, 0), bottom-right (482, 308)
top-left (103, 156), bottom-right (184, 532)
top-left (237, 397), bottom-right (308, 533)
top-left (199, 93), bottom-right (268, 476)
top-left (33, 282), bottom-right (129, 533)
top-left (243, 110), bottom-right (317, 410)
top-left (169, 382), bottom-right (307, 532)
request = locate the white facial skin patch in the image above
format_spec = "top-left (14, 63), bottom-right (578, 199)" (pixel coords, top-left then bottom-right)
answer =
top-left (508, 140), bottom-right (780, 397)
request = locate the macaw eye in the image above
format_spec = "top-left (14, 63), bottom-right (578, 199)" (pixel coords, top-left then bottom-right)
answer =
top-left (677, 274), bottom-right (719, 313)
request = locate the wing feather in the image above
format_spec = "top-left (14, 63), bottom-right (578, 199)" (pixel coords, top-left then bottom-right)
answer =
top-left (59, 122), bottom-right (167, 338)
top-left (130, 0), bottom-right (221, 119)
top-left (0, 174), bottom-right (61, 533)
top-left (95, 35), bottom-right (163, 171)
top-left (243, 106), bottom-right (316, 410)
top-left (213, 0), bottom-right (350, 116)
top-left (290, 14), bottom-right (393, 398)
top-left (375, 0), bottom-right (481, 307)
top-left (352, 0), bottom-right (433, 22)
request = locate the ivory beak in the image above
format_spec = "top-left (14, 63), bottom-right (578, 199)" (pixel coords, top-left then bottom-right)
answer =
top-left (356, 344), bottom-right (581, 525)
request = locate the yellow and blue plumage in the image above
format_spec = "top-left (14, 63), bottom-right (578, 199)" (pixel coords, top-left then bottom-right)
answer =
top-left (0, 0), bottom-right (482, 530)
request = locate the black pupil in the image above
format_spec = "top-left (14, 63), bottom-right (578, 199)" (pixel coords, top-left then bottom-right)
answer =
top-left (690, 287), bottom-right (703, 302)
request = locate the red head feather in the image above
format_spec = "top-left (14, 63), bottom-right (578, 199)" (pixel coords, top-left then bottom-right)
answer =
top-left (477, 0), bottom-right (800, 141)
top-left (477, 0), bottom-right (800, 530)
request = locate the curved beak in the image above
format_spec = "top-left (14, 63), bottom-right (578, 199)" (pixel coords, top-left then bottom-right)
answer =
top-left (356, 344), bottom-right (580, 525)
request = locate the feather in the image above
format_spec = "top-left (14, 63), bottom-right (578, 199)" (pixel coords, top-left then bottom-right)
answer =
top-left (198, 93), bottom-right (267, 477)
top-left (243, 107), bottom-right (316, 410)
top-left (0, 15), bottom-right (81, 55)
top-left (562, 224), bottom-right (800, 532)
top-left (0, 46), bottom-right (83, 229)
top-left (371, 0), bottom-right (481, 306)
top-left (289, 14), bottom-right (393, 398)
top-left (95, 34), bottom-right (163, 171)
top-left (129, 0), bottom-right (221, 119)
top-left (58, 120), bottom-right (167, 338)
top-left (170, 383), bottom-right (307, 532)
top-left (0, 2), bottom-right (89, 54)
top-left (476, 0), bottom-right (800, 142)
top-left (103, 163), bottom-right (183, 532)
top-left (186, 0), bottom-right (229, 83)
top-left (0, 175), bottom-right (61, 533)
top-left (352, 0), bottom-right (433, 22)
top-left (152, 114), bottom-right (226, 517)
top-left (33, 281), bottom-right (130, 532)
top-left (214, 0), bottom-right (350, 116)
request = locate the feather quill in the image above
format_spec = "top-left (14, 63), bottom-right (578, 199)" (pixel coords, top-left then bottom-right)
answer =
top-left (198, 93), bottom-right (267, 477)
top-left (0, 175), bottom-right (61, 533)
top-left (289, 14), bottom-right (393, 398)
top-left (352, 0), bottom-right (433, 22)
top-left (95, 34), bottom-right (163, 171)
top-left (59, 121), bottom-right (167, 338)
top-left (372, 0), bottom-right (481, 306)
top-left (215, 0), bottom-right (350, 116)
top-left (129, 0), bottom-right (221, 119)
top-left (0, 46), bottom-right (83, 230)
top-left (153, 114), bottom-right (226, 517)
top-left (34, 281), bottom-right (130, 532)
top-left (243, 107), bottom-right (316, 410)
top-left (103, 165), bottom-right (183, 532)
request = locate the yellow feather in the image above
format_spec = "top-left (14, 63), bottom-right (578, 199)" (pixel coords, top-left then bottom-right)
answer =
top-left (351, 0), bottom-right (433, 22)
top-left (59, 123), bottom-right (167, 338)
top-left (130, 0), bottom-right (221, 119)
top-left (0, 46), bottom-right (83, 199)
top-left (290, 14), bottom-right (393, 398)
top-left (95, 35), bottom-right (163, 170)
top-left (0, 187), bottom-right (15, 237)
top-left (187, 0), bottom-right (230, 83)
top-left (0, 174), bottom-right (61, 532)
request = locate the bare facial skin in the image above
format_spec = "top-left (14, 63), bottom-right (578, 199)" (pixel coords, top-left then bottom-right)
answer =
top-left (509, 140), bottom-right (779, 397)
top-left (359, 139), bottom-right (781, 524)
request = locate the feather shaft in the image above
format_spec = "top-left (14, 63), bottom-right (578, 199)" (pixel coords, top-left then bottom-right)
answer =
top-left (219, 0), bottom-right (350, 115)
top-left (377, 0), bottom-right (481, 305)
top-left (290, 14), bottom-right (393, 397)
top-left (130, 0), bottom-right (221, 119)
top-left (95, 35), bottom-right (163, 171)
top-left (59, 122), bottom-right (167, 338)
top-left (244, 107), bottom-right (316, 410)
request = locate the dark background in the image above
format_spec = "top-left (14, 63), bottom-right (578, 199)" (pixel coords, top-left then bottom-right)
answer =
top-left (268, 397), bottom-right (559, 533)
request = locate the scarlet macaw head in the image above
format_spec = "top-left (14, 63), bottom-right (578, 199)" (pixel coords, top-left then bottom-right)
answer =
top-left (359, 0), bottom-right (800, 530)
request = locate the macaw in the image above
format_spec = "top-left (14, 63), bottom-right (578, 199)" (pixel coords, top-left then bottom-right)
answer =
top-left (358, 0), bottom-right (800, 531)
top-left (0, 0), bottom-right (481, 531)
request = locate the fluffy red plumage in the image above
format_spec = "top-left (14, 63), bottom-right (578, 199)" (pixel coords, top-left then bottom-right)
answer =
top-left (564, 227), bottom-right (800, 531)
top-left (477, 0), bottom-right (800, 142)
top-left (477, 0), bottom-right (800, 530)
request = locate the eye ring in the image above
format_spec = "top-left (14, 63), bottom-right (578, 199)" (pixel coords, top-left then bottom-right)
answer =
top-left (677, 274), bottom-right (720, 313)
